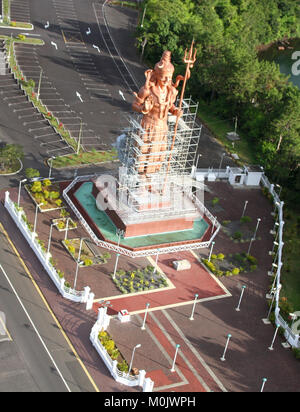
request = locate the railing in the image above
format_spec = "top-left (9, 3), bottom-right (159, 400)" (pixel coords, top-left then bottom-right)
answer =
top-left (62, 176), bottom-right (219, 258)
top-left (260, 178), bottom-right (300, 349)
top-left (4, 191), bottom-right (91, 304)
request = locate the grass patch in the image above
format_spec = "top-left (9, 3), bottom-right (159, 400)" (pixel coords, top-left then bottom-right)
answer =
top-left (280, 209), bottom-right (300, 312)
top-left (52, 149), bottom-right (118, 168)
top-left (197, 99), bottom-right (257, 166)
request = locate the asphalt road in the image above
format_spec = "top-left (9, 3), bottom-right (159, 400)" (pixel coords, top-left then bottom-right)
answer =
top-left (0, 222), bottom-right (97, 392)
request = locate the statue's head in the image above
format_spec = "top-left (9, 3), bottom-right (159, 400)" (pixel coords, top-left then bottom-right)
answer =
top-left (154, 51), bottom-right (174, 86)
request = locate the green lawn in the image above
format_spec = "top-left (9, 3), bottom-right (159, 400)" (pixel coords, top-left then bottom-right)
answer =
top-left (197, 100), bottom-right (257, 166)
top-left (281, 209), bottom-right (300, 312)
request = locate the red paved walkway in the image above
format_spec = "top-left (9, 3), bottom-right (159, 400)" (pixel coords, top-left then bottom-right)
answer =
top-left (94, 250), bottom-right (230, 315)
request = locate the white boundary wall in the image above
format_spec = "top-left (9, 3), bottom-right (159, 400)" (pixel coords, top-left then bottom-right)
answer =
top-left (90, 308), bottom-right (154, 392)
top-left (4, 191), bottom-right (93, 305)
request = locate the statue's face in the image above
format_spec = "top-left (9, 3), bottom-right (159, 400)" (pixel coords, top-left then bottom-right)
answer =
top-left (156, 71), bottom-right (172, 87)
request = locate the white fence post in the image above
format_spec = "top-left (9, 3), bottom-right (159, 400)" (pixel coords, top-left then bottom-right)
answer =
top-left (86, 292), bottom-right (95, 310)
top-left (143, 377), bottom-right (154, 392)
top-left (138, 369), bottom-right (146, 387)
top-left (83, 286), bottom-right (91, 303)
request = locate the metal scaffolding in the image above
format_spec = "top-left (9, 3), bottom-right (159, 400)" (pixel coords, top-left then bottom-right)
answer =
top-left (117, 97), bottom-right (201, 212)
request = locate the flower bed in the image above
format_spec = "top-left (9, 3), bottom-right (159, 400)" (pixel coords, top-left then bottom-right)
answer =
top-left (25, 179), bottom-right (65, 212)
top-left (202, 252), bottom-right (258, 278)
top-left (52, 217), bottom-right (77, 232)
top-left (62, 238), bottom-right (111, 267)
top-left (98, 329), bottom-right (131, 374)
top-left (111, 265), bottom-right (168, 294)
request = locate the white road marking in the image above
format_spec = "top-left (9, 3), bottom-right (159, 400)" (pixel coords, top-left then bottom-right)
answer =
top-left (0, 264), bottom-right (71, 392)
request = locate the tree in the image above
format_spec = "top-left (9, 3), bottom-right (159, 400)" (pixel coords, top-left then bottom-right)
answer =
top-left (0, 144), bottom-right (24, 171)
top-left (25, 168), bottom-right (40, 179)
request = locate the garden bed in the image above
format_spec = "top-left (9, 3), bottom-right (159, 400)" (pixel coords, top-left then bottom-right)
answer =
top-left (62, 238), bottom-right (111, 267)
top-left (111, 265), bottom-right (168, 294)
top-left (98, 329), bottom-right (130, 374)
top-left (222, 216), bottom-right (258, 242)
top-left (202, 252), bottom-right (258, 278)
top-left (25, 179), bottom-right (65, 212)
top-left (52, 217), bottom-right (77, 232)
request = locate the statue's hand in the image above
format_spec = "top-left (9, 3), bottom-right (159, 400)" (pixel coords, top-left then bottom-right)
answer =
top-left (173, 108), bottom-right (183, 118)
top-left (142, 95), bottom-right (154, 114)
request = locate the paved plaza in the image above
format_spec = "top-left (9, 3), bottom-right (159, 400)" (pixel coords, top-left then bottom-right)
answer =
top-left (1, 180), bottom-right (300, 392)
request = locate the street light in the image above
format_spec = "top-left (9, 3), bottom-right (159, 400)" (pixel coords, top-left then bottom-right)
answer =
top-left (253, 218), bottom-right (261, 240)
top-left (141, 303), bottom-right (150, 330)
top-left (48, 156), bottom-right (55, 179)
top-left (241, 200), bottom-right (248, 219)
top-left (140, 5), bottom-right (147, 27)
top-left (74, 238), bottom-right (84, 289)
top-left (33, 202), bottom-right (44, 235)
top-left (127, 344), bottom-right (141, 377)
top-left (171, 344), bottom-right (180, 372)
top-left (189, 293), bottom-right (199, 320)
top-left (17, 178), bottom-right (27, 207)
top-left (208, 241), bottom-right (215, 262)
top-left (113, 253), bottom-right (120, 280)
top-left (46, 222), bottom-right (55, 261)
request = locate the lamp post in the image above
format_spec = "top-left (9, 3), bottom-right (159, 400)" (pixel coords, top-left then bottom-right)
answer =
top-left (235, 285), bottom-right (246, 311)
top-left (208, 241), bottom-right (215, 262)
top-left (74, 238), bottom-right (84, 289)
top-left (46, 222), bottom-right (55, 261)
top-left (33, 202), bottom-right (44, 235)
top-left (17, 178), bottom-right (27, 207)
top-left (48, 156), bottom-right (55, 179)
top-left (253, 218), bottom-right (261, 240)
top-left (127, 344), bottom-right (141, 377)
top-left (220, 334), bottom-right (231, 361)
top-left (64, 217), bottom-right (70, 241)
top-left (189, 293), bottom-right (199, 320)
top-left (260, 378), bottom-right (267, 392)
top-left (247, 237), bottom-right (255, 256)
top-left (141, 303), bottom-right (150, 330)
top-left (113, 253), bottom-right (120, 280)
top-left (140, 5), bottom-right (147, 27)
top-left (241, 200), bottom-right (248, 219)
top-left (268, 324), bottom-right (280, 351)
top-left (171, 344), bottom-right (180, 372)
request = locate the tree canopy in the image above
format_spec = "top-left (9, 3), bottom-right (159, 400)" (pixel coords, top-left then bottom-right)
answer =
top-left (136, 0), bottom-right (300, 208)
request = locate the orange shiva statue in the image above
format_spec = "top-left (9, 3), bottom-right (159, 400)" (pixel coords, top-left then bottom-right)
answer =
top-left (132, 51), bottom-right (183, 176)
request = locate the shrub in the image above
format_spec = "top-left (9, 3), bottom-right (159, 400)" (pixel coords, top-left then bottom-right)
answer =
top-left (217, 253), bottom-right (225, 260)
top-left (68, 245), bottom-right (75, 255)
top-left (222, 220), bottom-right (231, 226)
top-left (233, 231), bottom-right (242, 240)
top-left (17, 34), bottom-right (26, 41)
top-left (212, 197), bottom-right (219, 206)
top-left (292, 348), bottom-right (300, 360)
top-left (240, 216), bottom-right (252, 224)
top-left (247, 254), bottom-right (258, 265)
top-left (25, 168), bottom-right (40, 179)
top-left (211, 254), bottom-right (217, 260)
top-left (43, 179), bottom-right (52, 187)
top-left (117, 360), bottom-right (129, 373)
top-left (104, 339), bottom-right (115, 353)
top-left (31, 181), bottom-right (42, 193)
top-left (57, 221), bottom-right (65, 230)
top-left (84, 258), bottom-right (93, 267)
top-left (232, 268), bottom-right (240, 275)
top-left (55, 199), bottom-right (62, 207)
top-left (49, 191), bottom-right (60, 200)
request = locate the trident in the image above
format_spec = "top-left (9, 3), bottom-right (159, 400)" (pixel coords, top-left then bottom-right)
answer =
top-left (163, 41), bottom-right (197, 192)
